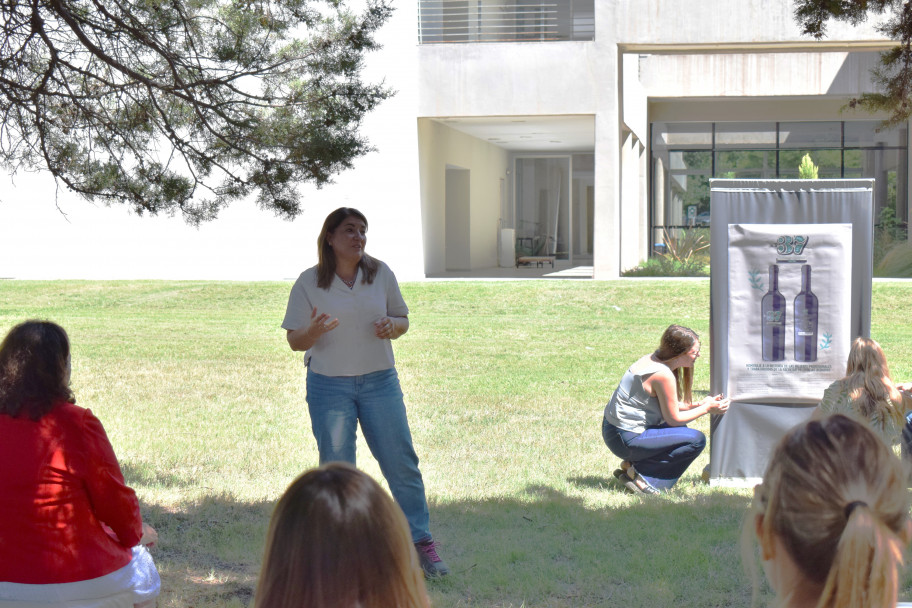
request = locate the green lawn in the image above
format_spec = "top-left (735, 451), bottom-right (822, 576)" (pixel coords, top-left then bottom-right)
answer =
top-left (1, 279), bottom-right (911, 607)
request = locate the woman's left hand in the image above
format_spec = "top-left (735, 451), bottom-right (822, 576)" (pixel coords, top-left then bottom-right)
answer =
top-left (140, 522), bottom-right (158, 547)
top-left (374, 317), bottom-right (397, 339)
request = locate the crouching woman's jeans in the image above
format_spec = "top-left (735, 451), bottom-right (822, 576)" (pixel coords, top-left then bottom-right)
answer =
top-left (306, 367), bottom-right (431, 543)
top-left (602, 417), bottom-right (706, 490)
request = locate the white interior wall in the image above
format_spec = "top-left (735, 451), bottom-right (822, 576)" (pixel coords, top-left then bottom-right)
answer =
top-left (445, 167), bottom-right (471, 270)
top-left (417, 119), bottom-right (510, 274)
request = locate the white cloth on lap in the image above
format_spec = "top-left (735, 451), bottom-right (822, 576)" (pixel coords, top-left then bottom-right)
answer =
top-left (0, 546), bottom-right (159, 607)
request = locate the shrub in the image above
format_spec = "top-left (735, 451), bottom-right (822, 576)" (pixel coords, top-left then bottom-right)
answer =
top-left (798, 153), bottom-right (819, 179)
top-left (875, 240), bottom-right (912, 278)
top-left (623, 228), bottom-right (710, 277)
top-left (874, 207), bottom-right (908, 271)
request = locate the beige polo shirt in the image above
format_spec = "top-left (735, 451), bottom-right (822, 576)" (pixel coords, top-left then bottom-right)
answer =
top-left (282, 261), bottom-right (409, 376)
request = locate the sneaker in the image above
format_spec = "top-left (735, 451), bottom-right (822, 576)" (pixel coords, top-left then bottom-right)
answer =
top-left (415, 539), bottom-right (450, 577)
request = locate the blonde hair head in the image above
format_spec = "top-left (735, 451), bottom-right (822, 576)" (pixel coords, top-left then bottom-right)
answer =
top-left (746, 414), bottom-right (911, 608)
top-left (844, 337), bottom-right (904, 427)
top-left (653, 324), bottom-right (698, 404)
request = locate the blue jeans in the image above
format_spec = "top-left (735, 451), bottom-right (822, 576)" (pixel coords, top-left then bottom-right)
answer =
top-left (306, 367), bottom-right (431, 543)
top-left (602, 418), bottom-right (706, 490)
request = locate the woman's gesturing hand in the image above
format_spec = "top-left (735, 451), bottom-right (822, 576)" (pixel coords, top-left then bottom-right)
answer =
top-left (308, 307), bottom-right (339, 338)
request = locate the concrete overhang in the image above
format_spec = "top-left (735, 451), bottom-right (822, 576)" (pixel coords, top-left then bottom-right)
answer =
top-left (430, 115), bottom-right (595, 153)
top-left (621, 40), bottom-right (896, 54)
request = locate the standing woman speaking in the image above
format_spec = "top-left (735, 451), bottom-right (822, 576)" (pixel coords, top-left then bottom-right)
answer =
top-left (282, 207), bottom-right (449, 578)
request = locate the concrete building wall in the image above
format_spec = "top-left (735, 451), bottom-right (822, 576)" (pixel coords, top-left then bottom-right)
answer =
top-left (615, 0), bottom-right (888, 47)
top-left (0, 0), bottom-right (903, 280)
top-left (638, 51), bottom-right (881, 97)
top-left (417, 42), bottom-right (601, 117)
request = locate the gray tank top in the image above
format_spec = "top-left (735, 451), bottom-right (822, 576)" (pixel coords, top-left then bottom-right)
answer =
top-left (603, 359), bottom-right (666, 433)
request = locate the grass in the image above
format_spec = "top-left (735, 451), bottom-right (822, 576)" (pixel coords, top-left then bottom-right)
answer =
top-left (1, 279), bottom-right (911, 607)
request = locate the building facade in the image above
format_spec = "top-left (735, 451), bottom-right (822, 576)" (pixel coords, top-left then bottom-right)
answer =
top-left (0, 1), bottom-right (906, 280)
top-left (417, 0), bottom-right (907, 278)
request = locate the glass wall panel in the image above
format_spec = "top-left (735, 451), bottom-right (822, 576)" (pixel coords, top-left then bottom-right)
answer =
top-left (651, 120), bottom-right (909, 269)
top-left (652, 122), bottom-right (712, 148)
top-left (715, 150), bottom-right (777, 178)
top-left (715, 122), bottom-right (776, 148)
top-left (779, 122), bottom-right (842, 148)
top-left (515, 156), bottom-right (571, 260)
top-left (664, 151), bottom-right (711, 227)
top-left (844, 121), bottom-right (908, 147)
top-left (778, 149), bottom-right (843, 179)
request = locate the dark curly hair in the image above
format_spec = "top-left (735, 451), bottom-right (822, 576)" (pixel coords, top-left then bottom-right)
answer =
top-left (0, 320), bottom-right (75, 420)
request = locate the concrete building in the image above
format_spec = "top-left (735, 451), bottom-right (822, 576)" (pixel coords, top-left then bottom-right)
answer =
top-left (0, 1), bottom-right (906, 280)
top-left (418, 0), bottom-right (906, 279)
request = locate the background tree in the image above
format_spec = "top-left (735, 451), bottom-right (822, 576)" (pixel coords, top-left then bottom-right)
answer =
top-left (794, 0), bottom-right (912, 127)
top-left (798, 153), bottom-right (819, 179)
top-left (0, 0), bottom-right (392, 223)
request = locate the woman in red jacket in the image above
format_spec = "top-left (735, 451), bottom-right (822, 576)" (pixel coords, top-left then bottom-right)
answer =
top-left (0, 320), bottom-right (160, 607)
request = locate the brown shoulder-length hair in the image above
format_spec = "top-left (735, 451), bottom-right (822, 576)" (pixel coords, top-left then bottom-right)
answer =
top-left (653, 324), bottom-right (698, 404)
top-left (316, 207), bottom-right (380, 290)
top-left (843, 337), bottom-right (905, 428)
top-left (743, 414), bottom-right (911, 608)
top-left (0, 320), bottom-right (75, 420)
top-left (254, 462), bottom-right (429, 608)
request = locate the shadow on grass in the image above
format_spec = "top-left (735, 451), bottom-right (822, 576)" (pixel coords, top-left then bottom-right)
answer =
top-left (424, 482), bottom-right (756, 608)
top-left (138, 495), bottom-right (274, 608)
top-left (132, 474), bottom-right (758, 608)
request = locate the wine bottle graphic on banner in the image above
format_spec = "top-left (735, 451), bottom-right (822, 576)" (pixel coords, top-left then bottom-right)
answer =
top-left (794, 264), bottom-right (819, 361)
top-left (761, 264), bottom-right (786, 361)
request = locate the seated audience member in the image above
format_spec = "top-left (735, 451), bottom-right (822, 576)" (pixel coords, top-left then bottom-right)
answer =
top-left (745, 414), bottom-right (911, 608)
top-left (254, 462), bottom-right (429, 608)
top-left (0, 320), bottom-right (160, 608)
top-left (602, 324), bottom-right (729, 493)
top-left (816, 337), bottom-right (912, 451)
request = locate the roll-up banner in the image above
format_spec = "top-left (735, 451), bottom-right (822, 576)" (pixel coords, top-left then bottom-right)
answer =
top-left (708, 180), bottom-right (873, 486)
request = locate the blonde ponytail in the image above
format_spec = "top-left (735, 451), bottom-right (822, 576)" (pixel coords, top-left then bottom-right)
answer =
top-left (818, 503), bottom-right (906, 608)
top-left (746, 414), bottom-right (911, 608)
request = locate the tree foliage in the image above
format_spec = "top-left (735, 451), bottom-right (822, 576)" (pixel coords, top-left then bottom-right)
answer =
top-left (0, 0), bottom-right (393, 223)
top-left (795, 0), bottom-right (912, 127)
top-left (798, 153), bottom-right (819, 179)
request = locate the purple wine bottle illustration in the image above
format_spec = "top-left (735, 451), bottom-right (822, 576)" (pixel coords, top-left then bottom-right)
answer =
top-left (794, 264), bottom-right (818, 362)
top-left (762, 264), bottom-right (785, 361)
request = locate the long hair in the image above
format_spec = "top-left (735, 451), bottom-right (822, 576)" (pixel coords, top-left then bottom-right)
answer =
top-left (744, 414), bottom-right (910, 608)
top-left (316, 207), bottom-right (380, 289)
top-left (254, 463), bottom-right (429, 608)
top-left (0, 320), bottom-right (74, 420)
top-left (653, 324), bottom-right (698, 404)
top-left (843, 337), bottom-right (905, 428)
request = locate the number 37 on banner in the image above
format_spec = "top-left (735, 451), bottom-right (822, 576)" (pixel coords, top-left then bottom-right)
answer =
top-left (776, 236), bottom-right (809, 255)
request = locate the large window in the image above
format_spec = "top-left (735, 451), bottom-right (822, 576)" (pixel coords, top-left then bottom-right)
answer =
top-left (651, 120), bottom-right (908, 249)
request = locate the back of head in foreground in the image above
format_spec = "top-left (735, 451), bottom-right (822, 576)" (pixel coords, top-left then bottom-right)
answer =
top-left (254, 462), bottom-right (429, 608)
top-left (0, 320), bottom-right (74, 421)
top-left (745, 414), bottom-right (911, 608)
